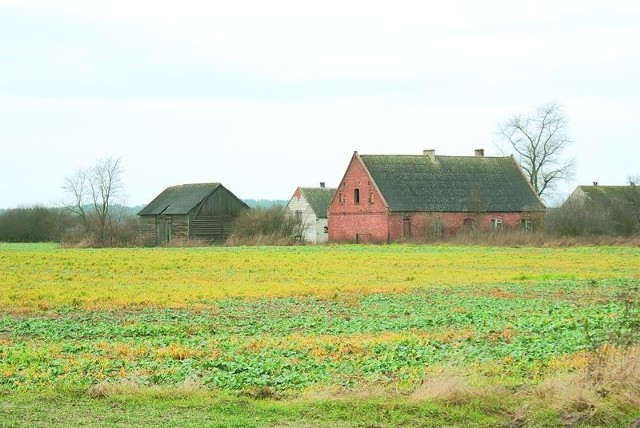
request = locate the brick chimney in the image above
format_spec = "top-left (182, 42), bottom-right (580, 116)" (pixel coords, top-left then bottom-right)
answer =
top-left (423, 149), bottom-right (435, 162)
top-left (475, 149), bottom-right (485, 157)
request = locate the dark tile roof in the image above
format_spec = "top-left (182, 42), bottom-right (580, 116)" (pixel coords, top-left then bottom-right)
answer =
top-left (299, 187), bottom-right (336, 218)
top-left (360, 154), bottom-right (545, 212)
top-left (138, 183), bottom-right (221, 216)
top-left (575, 185), bottom-right (640, 206)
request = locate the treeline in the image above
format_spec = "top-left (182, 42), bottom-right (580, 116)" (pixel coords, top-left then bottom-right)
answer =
top-left (0, 205), bottom-right (141, 246)
top-left (1, 201), bottom-right (639, 246)
top-left (0, 206), bottom-right (76, 243)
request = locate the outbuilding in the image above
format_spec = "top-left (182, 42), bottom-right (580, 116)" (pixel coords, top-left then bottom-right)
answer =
top-left (138, 183), bottom-right (249, 245)
top-left (285, 183), bottom-right (336, 243)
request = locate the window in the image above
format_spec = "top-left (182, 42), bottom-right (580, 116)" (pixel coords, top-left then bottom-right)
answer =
top-left (338, 193), bottom-right (345, 205)
top-left (368, 191), bottom-right (375, 204)
top-left (294, 210), bottom-right (302, 222)
top-left (463, 218), bottom-right (475, 230)
top-left (354, 188), bottom-right (360, 204)
top-left (323, 226), bottom-right (328, 234)
top-left (521, 218), bottom-right (533, 231)
top-left (490, 218), bottom-right (503, 230)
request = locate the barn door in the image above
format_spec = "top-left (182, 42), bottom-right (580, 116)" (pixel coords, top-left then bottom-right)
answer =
top-left (156, 217), bottom-right (172, 245)
top-left (402, 217), bottom-right (411, 238)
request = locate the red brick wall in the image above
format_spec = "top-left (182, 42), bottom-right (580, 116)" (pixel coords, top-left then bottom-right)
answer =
top-left (388, 211), bottom-right (544, 241)
top-left (328, 154), bottom-right (389, 243)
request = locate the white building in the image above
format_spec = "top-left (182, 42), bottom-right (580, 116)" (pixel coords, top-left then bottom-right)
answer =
top-left (285, 184), bottom-right (336, 243)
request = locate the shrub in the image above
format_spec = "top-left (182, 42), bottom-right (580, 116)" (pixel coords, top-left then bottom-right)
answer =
top-left (0, 206), bottom-right (77, 242)
top-left (227, 206), bottom-right (303, 245)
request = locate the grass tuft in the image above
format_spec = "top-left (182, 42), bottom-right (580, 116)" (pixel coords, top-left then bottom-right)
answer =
top-left (411, 368), bottom-right (483, 405)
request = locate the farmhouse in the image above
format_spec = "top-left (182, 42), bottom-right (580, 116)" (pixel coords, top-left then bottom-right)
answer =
top-left (328, 149), bottom-right (546, 243)
top-left (285, 183), bottom-right (336, 243)
top-left (138, 183), bottom-right (249, 245)
top-left (563, 184), bottom-right (640, 235)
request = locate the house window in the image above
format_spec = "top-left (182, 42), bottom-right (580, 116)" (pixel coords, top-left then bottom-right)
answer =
top-left (521, 218), bottom-right (533, 231)
top-left (491, 218), bottom-right (503, 230)
top-left (294, 210), bottom-right (302, 222)
top-left (354, 188), bottom-right (360, 204)
top-left (463, 218), bottom-right (475, 230)
top-left (339, 193), bottom-right (345, 205)
top-left (368, 191), bottom-right (375, 204)
top-left (323, 226), bottom-right (328, 234)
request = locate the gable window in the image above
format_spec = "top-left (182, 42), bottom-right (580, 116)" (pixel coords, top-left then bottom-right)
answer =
top-left (369, 191), bottom-right (375, 204)
top-left (294, 210), bottom-right (302, 222)
top-left (338, 193), bottom-right (345, 205)
top-left (521, 218), bottom-right (533, 231)
top-left (354, 188), bottom-right (360, 204)
top-left (491, 218), bottom-right (503, 230)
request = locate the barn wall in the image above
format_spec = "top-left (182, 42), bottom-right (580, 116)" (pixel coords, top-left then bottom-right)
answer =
top-left (190, 215), bottom-right (235, 244)
top-left (190, 187), bottom-right (248, 243)
top-left (328, 154), bottom-right (388, 243)
top-left (140, 216), bottom-right (156, 246)
top-left (329, 212), bottom-right (389, 243)
top-left (171, 215), bottom-right (190, 241)
top-left (196, 187), bottom-right (248, 216)
top-left (387, 211), bottom-right (545, 241)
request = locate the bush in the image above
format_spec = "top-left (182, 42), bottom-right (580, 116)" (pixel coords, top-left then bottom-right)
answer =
top-left (0, 206), bottom-right (77, 242)
top-left (61, 212), bottom-right (142, 248)
top-left (227, 206), bottom-right (302, 245)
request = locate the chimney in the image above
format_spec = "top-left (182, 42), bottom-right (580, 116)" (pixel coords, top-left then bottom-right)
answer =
top-left (475, 149), bottom-right (485, 157)
top-left (320, 182), bottom-right (325, 188)
top-left (423, 149), bottom-right (435, 162)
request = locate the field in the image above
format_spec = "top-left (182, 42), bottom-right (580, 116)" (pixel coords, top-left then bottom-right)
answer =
top-left (1, 243), bottom-right (640, 427)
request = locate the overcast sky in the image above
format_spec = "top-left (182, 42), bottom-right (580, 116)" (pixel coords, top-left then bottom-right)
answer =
top-left (1, 0), bottom-right (639, 209)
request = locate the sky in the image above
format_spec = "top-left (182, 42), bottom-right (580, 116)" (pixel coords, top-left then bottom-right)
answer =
top-left (1, 0), bottom-right (639, 209)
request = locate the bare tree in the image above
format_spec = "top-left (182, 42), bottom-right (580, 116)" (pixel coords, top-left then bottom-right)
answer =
top-left (62, 167), bottom-right (89, 231)
top-left (89, 157), bottom-right (124, 243)
top-left (62, 156), bottom-right (126, 245)
top-left (495, 101), bottom-right (575, 198)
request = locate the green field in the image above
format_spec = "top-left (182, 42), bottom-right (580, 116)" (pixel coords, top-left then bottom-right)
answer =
top-left (1, 243), bottom-right (639, 427)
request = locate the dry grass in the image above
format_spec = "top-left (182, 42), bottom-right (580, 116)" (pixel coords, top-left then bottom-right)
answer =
top-left (410, 368), bottom-right (484, 405)
top-left (87, 376), bottom-right (206, 399)
top-left (535, 345), bottom-right (640, 412)
top-left (428, 230), bottom-right (640, 248)
top-left (224, 233), bottom-right (302, 246)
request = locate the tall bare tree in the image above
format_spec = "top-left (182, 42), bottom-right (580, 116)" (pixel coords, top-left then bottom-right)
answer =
top-left (63, 157), bottom-right (125, 245)
top-left (62, 167), bottom-right (89, 231)
top-left (89, 157), bottom-right (124, 243)
top-left (495, 101), bottom-right (575, 198)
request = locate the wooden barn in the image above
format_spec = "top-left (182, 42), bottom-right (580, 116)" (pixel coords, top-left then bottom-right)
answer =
top-left (285, 183), bottom-right (336, 243)
top-left (328, 149), bottom-right (546, 243)
top-left (138, 183), bottom-right (249, 245)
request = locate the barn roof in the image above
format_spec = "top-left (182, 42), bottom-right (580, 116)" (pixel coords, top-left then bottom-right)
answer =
top-left (138, 183), bottom-right (222, 216)
top-left (299, 187), bottom-right (336, 218)
top-left (573, 185), bottom-right (639, 206)
top-left (359, 154), bottom-right (545, 212)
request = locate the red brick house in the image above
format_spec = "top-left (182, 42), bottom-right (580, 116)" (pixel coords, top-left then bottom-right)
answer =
top-left (328, 149), bottom-right (546, 243)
